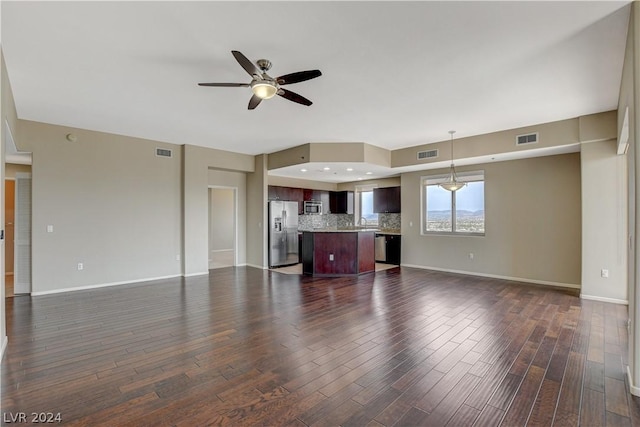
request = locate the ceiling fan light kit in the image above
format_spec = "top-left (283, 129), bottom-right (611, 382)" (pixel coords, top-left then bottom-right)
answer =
top-left (199, 50), bottom-right (322, 109)
top-left (251, 81), bottom-right (277, 99)
top-left (438, 130), bottom-right (467, 192)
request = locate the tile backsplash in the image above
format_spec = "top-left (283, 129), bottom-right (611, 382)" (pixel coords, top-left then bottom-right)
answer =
top-left (379, 213), bottom-right (401, 230)
top-left (299, 214), bottom-right (355, 230)
top-left (298, 213), bottom-right (400, 230)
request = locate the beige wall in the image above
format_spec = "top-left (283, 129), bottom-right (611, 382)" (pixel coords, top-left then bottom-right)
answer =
top-left (338, 177), bottom-right (401, 191)
top-left (401, 153), bottom-right (582, 287)
top-left (209, 188), bottom-right (234, 251)
top-left (268, 175), bottom-right (337, 191)
top-left (182, 144), bottom-right (254, 275)
top-left (1, 49), bottom-right (17, 356)
top-left (17, 120), bottom-right (184, 293)
top-left (581, 139), bottom-right (627, 303)
top-left (208, 169), bottom-right (247, 263)
top-left (392, 117), bottom-right (581, 169)
top-left (620, 1), bottom-right (640, 396)
top-left (246, 155), bottom-right (267, 268)
top-left (5, 163), bottom-right (31, 178)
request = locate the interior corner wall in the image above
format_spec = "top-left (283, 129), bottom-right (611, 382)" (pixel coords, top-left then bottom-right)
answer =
top-left (183, 144), bottom-right (254, 276)
top-left (580, 139), bottom-right (628, 303)
top-left (246, 154), bottom-right (267, 268)
top-left (620, 0), bottom-right (640, 397)
top-left (17, 120), bottom-right (183, 293)
top-left (1, 49), bottom-right (17, 358)
top-left (401, 153), bottom-right (582, 287)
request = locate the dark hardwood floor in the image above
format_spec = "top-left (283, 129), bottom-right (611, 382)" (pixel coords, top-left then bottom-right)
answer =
top-left (2, 267), bottom-right (639, 426)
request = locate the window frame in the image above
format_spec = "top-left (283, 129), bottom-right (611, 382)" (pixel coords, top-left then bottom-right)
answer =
top-left (355, 184), bottom-right (379, 227)
top-left (421, 170), bottom-right (485, 236)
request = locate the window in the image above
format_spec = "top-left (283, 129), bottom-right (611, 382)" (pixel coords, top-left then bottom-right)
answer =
top-left (422, 171), bottom-right (484, 235)
top-left (355, 185), bottom-right (378, 226)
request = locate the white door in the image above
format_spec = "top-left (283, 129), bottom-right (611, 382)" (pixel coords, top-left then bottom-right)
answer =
top-left (14, 173), bottom-right (31, 294)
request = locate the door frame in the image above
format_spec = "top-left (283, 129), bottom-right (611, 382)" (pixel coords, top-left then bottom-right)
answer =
top-left (208, 185), bottom-right (238, 268)
top-left (13, 172), bottom-right (32, 295)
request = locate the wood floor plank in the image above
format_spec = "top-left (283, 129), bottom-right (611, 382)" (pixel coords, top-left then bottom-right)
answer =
top-left (581, 388), bottom-right (606, 427)
top-left (2, 266), bottom-right (633, 426)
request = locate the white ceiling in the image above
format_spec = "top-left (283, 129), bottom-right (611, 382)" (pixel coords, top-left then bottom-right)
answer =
top-left (1, 1), bottom-right (631, 177)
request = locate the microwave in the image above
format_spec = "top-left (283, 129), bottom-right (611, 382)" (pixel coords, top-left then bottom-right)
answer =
top-left (304, 201), bottom-right (323, 215)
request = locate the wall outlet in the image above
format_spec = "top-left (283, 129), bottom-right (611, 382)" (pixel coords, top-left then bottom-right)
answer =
top-left (47, 225), bottom-right (53, 233)
top-left (329, 254), bottom-right (334, 261)
top-left (176, 254), bottom-right (181, 261)
top-left (77, 263), bottom-right (84, 271)
top-left (469, 253), bottom-right (474, 260)
top-left (601, 269), bottom-right (609, 278)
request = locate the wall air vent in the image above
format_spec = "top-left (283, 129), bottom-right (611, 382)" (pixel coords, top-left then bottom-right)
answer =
top-left (156, 148), bottom-right (173, 158)
top-left (516, 132), bottom-right (538, 145)
top-left (417, 149), bottom-right (438, 160)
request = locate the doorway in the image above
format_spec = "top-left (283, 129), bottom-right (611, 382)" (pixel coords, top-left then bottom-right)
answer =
top-left (208, 187), bottom-right (237, 269)
top-left (4, 179), bottom-right (14, 297)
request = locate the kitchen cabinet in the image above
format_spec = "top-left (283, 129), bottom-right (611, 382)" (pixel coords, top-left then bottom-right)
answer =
top-left (302, 230), bottom-right (375, 276)
top-left (373, 186), bottom-right (401, 213)
top-left (303, 189), bottom-right (330, 214)
top-left (268, 185), bottom-right (304, 214)
top-left (375, 234), bottom-right (401, 265)
top-left (329, 191), bottom-right (354, 214)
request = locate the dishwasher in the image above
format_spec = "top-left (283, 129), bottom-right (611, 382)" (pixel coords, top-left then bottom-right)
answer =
top-left (375, 235), bottom-right (386, 262)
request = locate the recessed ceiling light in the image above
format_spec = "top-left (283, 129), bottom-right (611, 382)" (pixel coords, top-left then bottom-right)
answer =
top-left (365, 172), bottom-right (373, 175)
top-left (357, 177), bottom-right (363, 180)
top-left (323, 167), bottom-right (330, 171)
top-left (300, 168), bottom-right (307, 172)
top-left (346, 168), bottom-right (353, 172)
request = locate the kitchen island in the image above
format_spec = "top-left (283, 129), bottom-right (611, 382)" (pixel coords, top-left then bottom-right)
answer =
top-left (301, 229), bottom-right (376, 276)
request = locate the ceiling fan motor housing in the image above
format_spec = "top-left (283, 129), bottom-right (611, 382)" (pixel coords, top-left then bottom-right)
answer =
top-left (256, 59), bottom-right (272, 72)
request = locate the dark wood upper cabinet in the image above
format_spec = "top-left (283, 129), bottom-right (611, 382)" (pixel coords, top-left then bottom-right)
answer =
top-left (268, 186), bottom-right (304, 214)
top-left (303, 189), bottom-right (330, 214)
top-left (329, 191), bottom-right (354, 214)
top-left (373, 187), bottom-right (401, 213)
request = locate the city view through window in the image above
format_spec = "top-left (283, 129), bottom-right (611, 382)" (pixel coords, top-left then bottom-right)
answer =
top-left (425, 180), bottom-right (484, 233)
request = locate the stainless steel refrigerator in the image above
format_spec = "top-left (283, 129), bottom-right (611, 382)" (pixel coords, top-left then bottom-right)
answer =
top-left (268, 201), bottom-right (299, 268)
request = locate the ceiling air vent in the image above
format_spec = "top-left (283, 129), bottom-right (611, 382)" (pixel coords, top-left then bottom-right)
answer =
top-left (156, 148), bottom-right (173, 158)
top-left (516, 132), bottom-right (538, 145)
top-left (417, 149), bottom-right (438, 160)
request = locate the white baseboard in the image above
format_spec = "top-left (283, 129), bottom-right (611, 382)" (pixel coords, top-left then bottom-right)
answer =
top-left (1, 335), bottom-right (8, 361)
top-left (31, 274), bottom-right (184, 296)
top-left (183, 271), bottom-right (209, 278)
top-left (244, 263), bottom-right (267, 270)
top-left (400, 263), bottom-right (581, 290)
top-left (580, 294), bottom-right (628, 305)
top-left (628, 366), bottom-right (640, 396)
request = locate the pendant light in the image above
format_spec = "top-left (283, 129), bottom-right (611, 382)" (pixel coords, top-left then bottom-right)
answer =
top-left (438, 130), bottom-right (467, 192)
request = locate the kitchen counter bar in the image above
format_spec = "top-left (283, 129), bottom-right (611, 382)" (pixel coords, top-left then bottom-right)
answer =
top-left (301, 230), bottom-right (375, 276)
top-left (299, 227), bottom-right (401, 235)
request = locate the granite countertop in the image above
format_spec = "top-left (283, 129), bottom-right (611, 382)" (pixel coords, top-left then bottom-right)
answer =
top-left (375, 229), bottom-right (402, 235)
top-left (300, 227), bottom-right (401, 235)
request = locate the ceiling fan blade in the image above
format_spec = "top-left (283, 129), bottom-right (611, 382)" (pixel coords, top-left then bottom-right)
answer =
top-left (198, 83), bottom-right (250, 87)
top-left (248, 95), bottom-right (262, 110)
top-left (232, 50), bottom-right (260, 77)
top-left (276, 70), bottom-right (322, 85)
top-left (278, 89), bottom-right (312, 106)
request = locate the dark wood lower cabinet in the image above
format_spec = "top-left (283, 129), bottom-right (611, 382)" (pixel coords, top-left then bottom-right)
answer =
top-left (375, 233), bottom-right (401, 265)
top-left (302, 231), bottom-right (375, 276)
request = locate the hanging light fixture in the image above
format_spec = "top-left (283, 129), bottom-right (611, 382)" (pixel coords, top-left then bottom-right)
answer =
top-left (439, 130), bottom-right (467, 192)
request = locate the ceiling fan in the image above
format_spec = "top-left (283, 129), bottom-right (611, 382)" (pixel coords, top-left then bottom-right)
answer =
top-left (198, 50), bottom-right (322, 110)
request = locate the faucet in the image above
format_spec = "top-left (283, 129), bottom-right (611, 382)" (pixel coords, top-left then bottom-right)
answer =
top-left (360, 217), bottom-right (367, 227)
